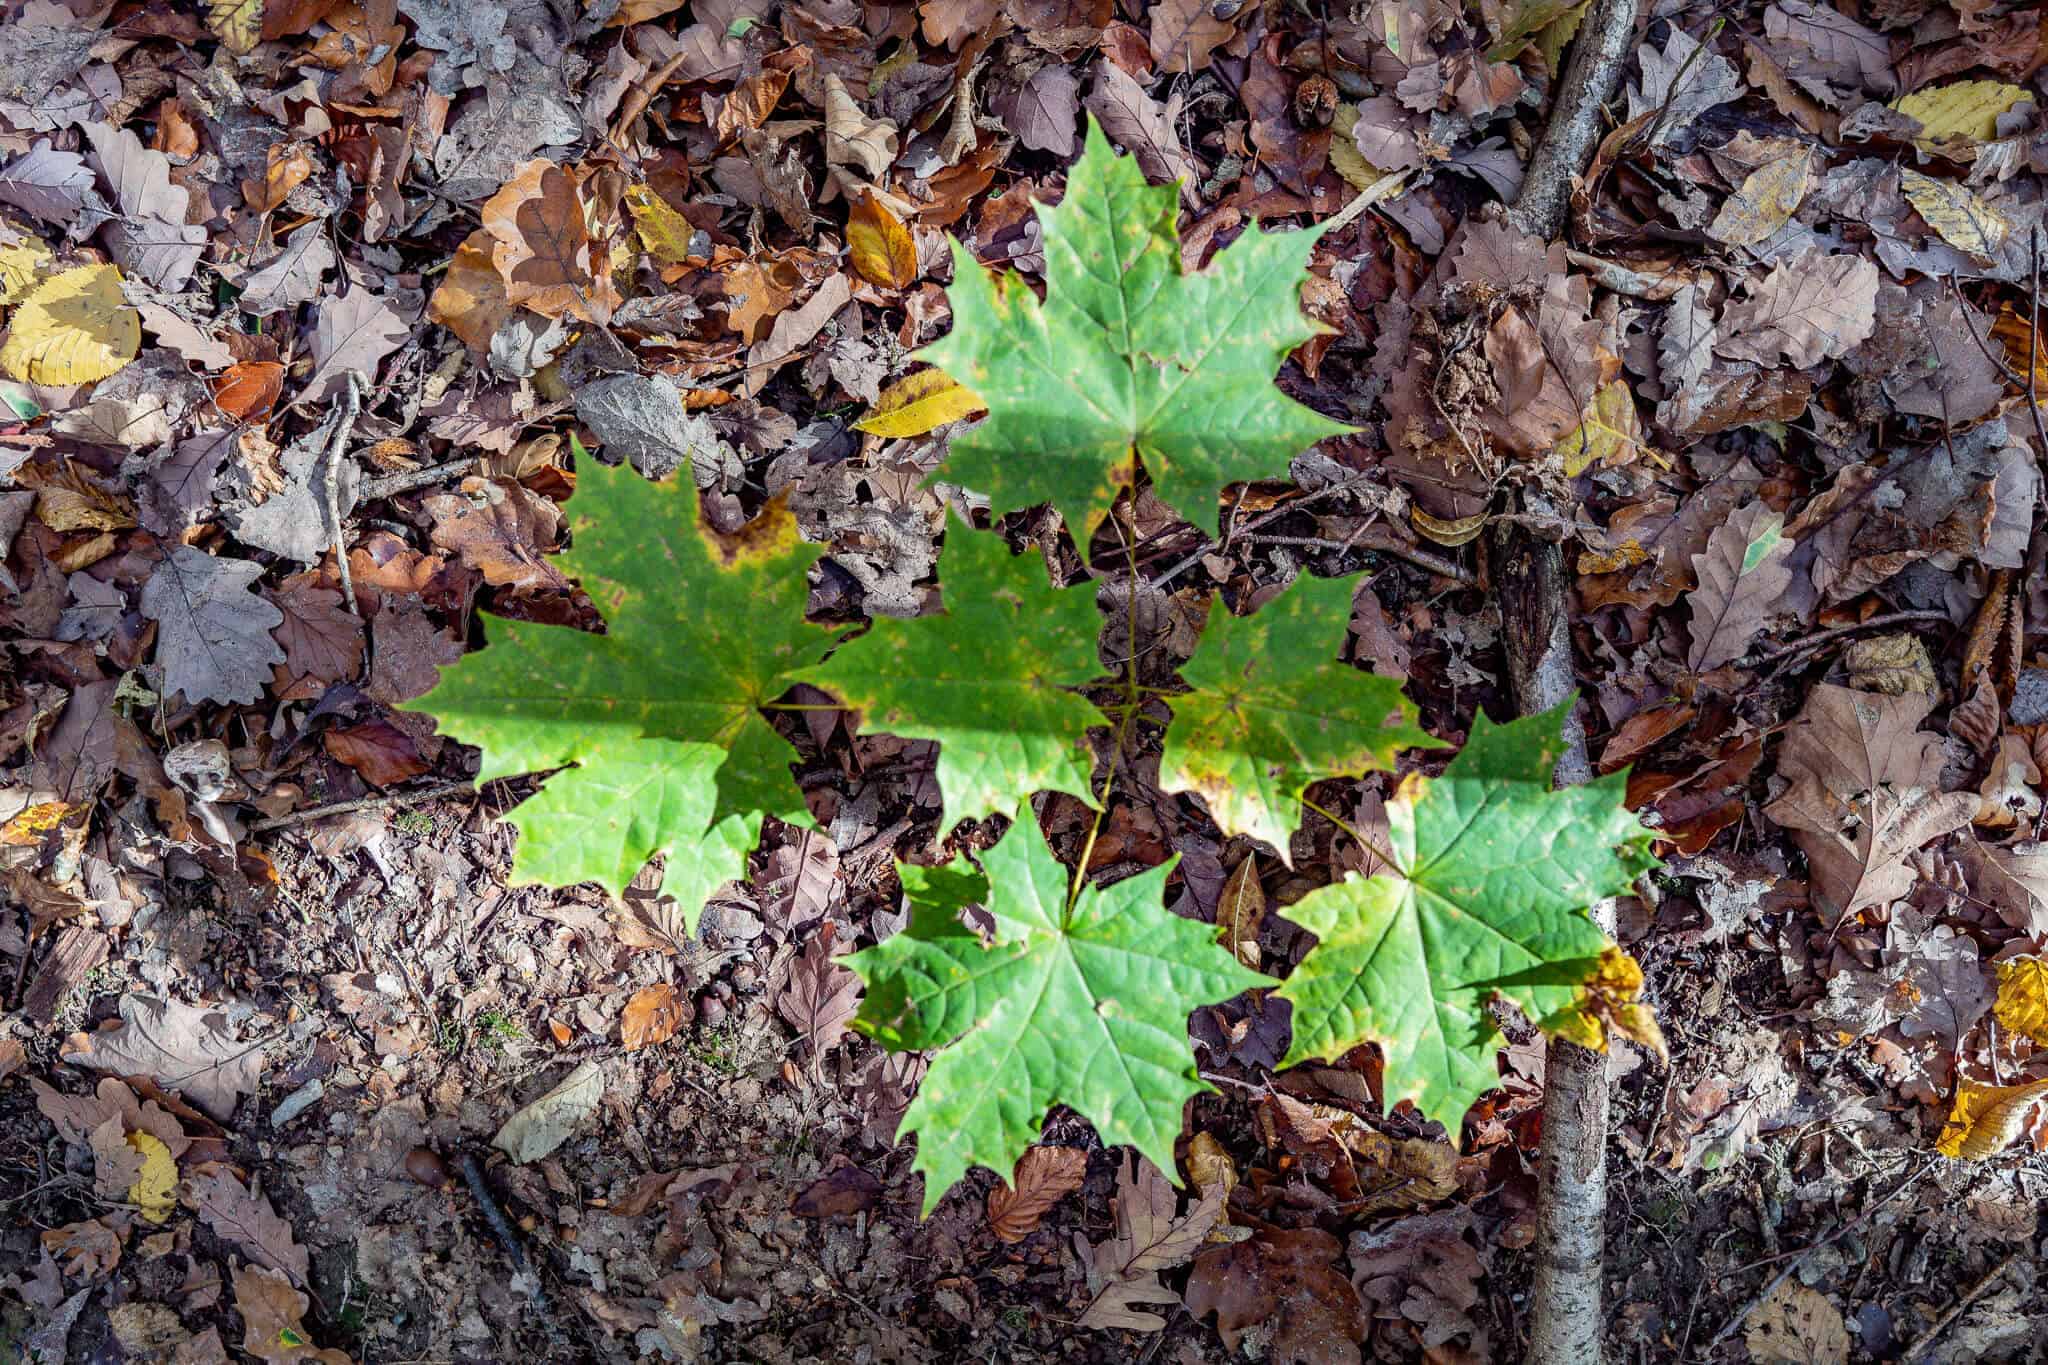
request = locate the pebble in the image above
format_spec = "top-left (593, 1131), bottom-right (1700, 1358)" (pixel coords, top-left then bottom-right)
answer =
top-left (270, 1078), bottom-right (325, 1128)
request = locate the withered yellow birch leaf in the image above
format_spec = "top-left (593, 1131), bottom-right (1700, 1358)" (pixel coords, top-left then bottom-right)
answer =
top-left (1936, 1077), bottom-right (2048, 1159)
top-left (481, 159), bottom-right (621, 325)
top-left (853, 369), bottom-right (985, 437)
top-left (1900, 170), bottom-right (2009, 265)
top-left (207, 0), bottom-right (261, 52)
top-left (0, 264), bottom-right (140, 385)
top-left (428, 230), bottom-right (515, 353)
top-left (1892, 80), bottom-right (2030, 147)
top-left (847, 190), bottom-right (918, 290)
top-left (626, 184), bottom-right (699, 265)
top-left (126, 1132), bottom-right (178, 1224)
top-left (1994, 957), bottom-right (2048, 1045)
top-left (1556, 380), bottom-right (1645, 477)
top-left (0, 240), bottom-right (52, 305)
top-left (1707, 149), bottom-right (1811, 248)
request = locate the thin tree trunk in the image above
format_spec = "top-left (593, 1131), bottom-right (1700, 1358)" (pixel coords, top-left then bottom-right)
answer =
top-left (1495, 0), bottom-right (1644, 1361)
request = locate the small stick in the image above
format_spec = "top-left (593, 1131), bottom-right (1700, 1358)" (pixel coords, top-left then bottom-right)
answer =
top-left (248, 780), bottom-right (477, 833)
top-left (1738, 609), bottom-right (1953, 669)
top-left (1901, 1251), bottom-right (2018, 1364)
top-left (460, 1153), bottom-right (553, 1315)
top-left (1248, 528), bottom-right (1478, 584)
top-left (327, 374), bottom-right (365, 616)
top-left (362, 456), bottom-right (480, 500)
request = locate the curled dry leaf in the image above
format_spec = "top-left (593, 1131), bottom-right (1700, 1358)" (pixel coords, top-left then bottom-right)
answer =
top-left (621, 982), bottom-right (686, 1050)
top-left (986, 1143), bottom-right (1088, 1243)
top-left (1074, 1153), bottom-right (1225, 1330)
top-left (1936, 1077), bottom-right (2048, 1159)
top-left (481, 159), bottom-right (621, 324)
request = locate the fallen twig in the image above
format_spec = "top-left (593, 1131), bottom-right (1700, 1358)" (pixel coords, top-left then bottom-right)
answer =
top-left (1901, 1250), bottom-right (2018, 1364)
top-left (327, 374), bottom-right (366, 616)
top-left (362, 456), bottom-right (481, 500)
top-left (461, 1152), bottom-right (553, 1316)
top-left (249, 780), bottom-right (478, 833)
top-left (1740, 608), bottom-right (1954, 670)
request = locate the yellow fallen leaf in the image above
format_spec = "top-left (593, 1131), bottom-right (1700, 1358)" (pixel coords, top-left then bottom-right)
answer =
top-left (847, 190), bottom-right (918, 291)
top-left (207, 0), bottom-right (261, 52)
top-left (1556, 380), bottom-right (1645, 477)
top-left (1900, 169), bottom-right (2009, 264)
top-left (0, 264), bottom-right (141, 385)
top-left (1892, 80), bottom-right (2029, 149)
top-left (1994, 957), bottom-right (2048, 1046)
top-left (626, 183), bottom-right (699, 266)
top-left (1707, 149), bottom-right (1811, 248)
top-left (1329, 106), bottom-right (1387, 193)
top-left (0, 240), bottom-right (53, 306)
top-left (1936, 1077), bottom-right (2048, 1160)
top-left (854, 369), bottom-right (985, 438)
top-left (125, 1132), bottom-right (177, 1224)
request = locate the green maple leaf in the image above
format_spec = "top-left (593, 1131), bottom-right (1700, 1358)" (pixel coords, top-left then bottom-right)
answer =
top-left (849, 821), bottom-right (1272, 1214)
top-left (410, 459), bottom-right (828, 922)
top-left (919, 117), bottom-right (1354, 538)
top-left (1158, 571), bottom-right (1437, 859)
top-left (794, 516), bottom-right (1104, 828)
top-left (1277, 702), bottom-right (1659, 1134)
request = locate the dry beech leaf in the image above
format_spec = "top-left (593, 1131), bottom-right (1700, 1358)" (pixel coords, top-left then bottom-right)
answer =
top-left (1557, 379), bottom-right (1645, 477)
top-left (986, 1144), bottom-right (1088, 1243)
top-left (854, 369), bottom-right (985, 437)
top-left (428, 229), bottom-right (515, 353)
top-left (214, 361), bottom-right (285, 421)
top-left (627, 183), bottom-right (700, 265)
top-left (847, 190), bottom-right (918, 290)
top-left (241, 143), bottom-right (314, 214)
top-left (621, 983), bottom-right (686, 1050)
top-left (1216, 854), bottom-right (1263, 971)
top-left (1891, 79), bottom-right (2030, 148)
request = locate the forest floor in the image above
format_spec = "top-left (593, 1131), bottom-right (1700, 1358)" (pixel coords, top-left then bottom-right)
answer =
top-left (4, 0), bottom-right (2048, 1362)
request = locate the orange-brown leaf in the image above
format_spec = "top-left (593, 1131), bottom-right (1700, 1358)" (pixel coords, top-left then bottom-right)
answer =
top-left (847, 190), bottom-right (918, 290)
top-left (621, 983), bottom-right (686, 1050)
top-left (428, 229), bottom-right (516, 353)
top-left (986, 1144), bottom-right (1088, 1243)
top-left (214, 361), bottom-right (285, 421)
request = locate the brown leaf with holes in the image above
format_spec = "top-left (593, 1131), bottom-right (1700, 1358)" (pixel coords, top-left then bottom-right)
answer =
top-left (481, 160), bottom-right (620, 325)
top-left (986, 1144), bottom-right (1087, 1243)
